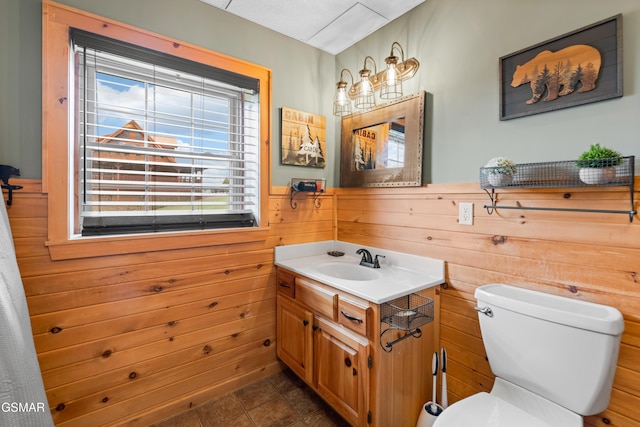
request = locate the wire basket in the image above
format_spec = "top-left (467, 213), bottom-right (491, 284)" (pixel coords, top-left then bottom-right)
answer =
top-left (479, 156), bottom-right (634, 189)
top-left (381, 293), bottom-right (434, 331)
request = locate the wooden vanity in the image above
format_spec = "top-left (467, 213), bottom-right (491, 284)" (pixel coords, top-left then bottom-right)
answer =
top-left (275, 257), bottom-right (442, 426)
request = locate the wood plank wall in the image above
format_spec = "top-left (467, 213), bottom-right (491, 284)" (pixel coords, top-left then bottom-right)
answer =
top-left (336, 182), bottom-right (640, 427)
top-left (6, 179), bottom-right (640, 426)
top-left (5, 181), bottom-right (333, 426)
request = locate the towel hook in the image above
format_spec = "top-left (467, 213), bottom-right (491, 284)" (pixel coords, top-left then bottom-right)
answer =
top-left (0, 164), bottom-right (22, 206)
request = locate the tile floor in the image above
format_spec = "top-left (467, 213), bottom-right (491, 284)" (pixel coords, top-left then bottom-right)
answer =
top-left (150, 369), bottom-right (350, 427)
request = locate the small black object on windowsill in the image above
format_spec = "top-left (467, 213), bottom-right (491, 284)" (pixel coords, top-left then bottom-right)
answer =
top-left (0, 164), bottom-right (22, 206)
top-left (290, 178), bottom-right (326, 209)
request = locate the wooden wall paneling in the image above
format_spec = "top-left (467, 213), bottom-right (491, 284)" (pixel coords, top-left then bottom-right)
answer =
top-left (342, 229), bottom-right (636, 294)
top-left (605, 388), bottom-right (640, 426)
top-left (339, 219), bottom-right (640, 273)
top-left (13, 237), bottom-right (50, 259)
top-left (6, 183), bottom-right (325, 425)
top-left (615, 365), bottom-right (640, 397)
top-left (625, 320), bottom-right (640, 347)
top-left (336, 182), bottom-right (640, 425)
top-left (42, 308), bottom-right (275, 388)
top-left (584, 413), bottom-right (640, 427)
top-left (117, 361), bottom-right (284, 427)
top-left (20, 248), bottom-right (274, 293)
top-left (6, 217), bottom-right (48, 238)
top-left (37, 289), bottom-right (275, 373)
top-left (445, 357), bottom-right (493, 394)
top-left (338, 221), bottom-right (640, 313)
top-left (267, 191), bottom-right (336, 246)
top-left (7, 179), bottom-right (639, 425)
top-left (33, 281), bottom-right (274, 353)
top-left (26, 260), bottom-right (274, 314)
top-left (338, 206), bottom-right (639, 248)
top-left (55, 349), bottom-right (278, 426)
top-left (337, 187), bottom-right (639, 247)
top-left (29, 274), bottom-right (274, 337)
top-left (49, 338), bottom-right (275, 423)
top-left (45, 317), bottom-right (276, 405)
top-left (4, 190), bottom-right (49, 258)
top-left (49, 329), bottom-right (276, 424)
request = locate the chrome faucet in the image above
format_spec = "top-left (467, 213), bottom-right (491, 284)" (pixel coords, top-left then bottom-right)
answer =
top-left (356, 248), bottom-right (385, 268)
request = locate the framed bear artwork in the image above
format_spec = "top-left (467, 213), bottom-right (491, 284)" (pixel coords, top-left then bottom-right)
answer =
top-left (499, 14), bottom-right (622, 121)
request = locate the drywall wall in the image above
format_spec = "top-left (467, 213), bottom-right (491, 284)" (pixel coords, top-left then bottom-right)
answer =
top-left (1, 0), bottom-right (337, 186)
top-left (336, 0), bottom-right (640, 183)
top-left (3, 0), bottom-right (639, 186)
top-left (0, 0), bottom-right (44, 178)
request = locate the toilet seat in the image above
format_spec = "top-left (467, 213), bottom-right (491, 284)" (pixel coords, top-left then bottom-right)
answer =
top-left (432, 392), bottom-right (551, 427)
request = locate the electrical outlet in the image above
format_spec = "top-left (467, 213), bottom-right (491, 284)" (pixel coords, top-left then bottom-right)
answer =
top-left (459, 202), bottom-right (474, 225)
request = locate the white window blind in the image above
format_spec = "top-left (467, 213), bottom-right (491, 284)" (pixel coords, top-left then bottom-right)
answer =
top-left (71, 30), bottom-right (260, 236)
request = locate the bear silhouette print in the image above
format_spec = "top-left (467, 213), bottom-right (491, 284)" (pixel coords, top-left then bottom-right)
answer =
top-left (511, 44), bottom-right (601, 104)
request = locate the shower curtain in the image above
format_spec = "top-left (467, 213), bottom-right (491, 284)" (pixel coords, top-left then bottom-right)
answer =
top-left (0, 200), bottom-right (53, 426)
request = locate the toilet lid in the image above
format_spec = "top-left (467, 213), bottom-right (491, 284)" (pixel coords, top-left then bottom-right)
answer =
top-left (433, 392), bottom-right (552, 427)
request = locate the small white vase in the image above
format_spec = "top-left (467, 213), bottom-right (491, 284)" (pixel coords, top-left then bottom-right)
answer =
top-left (579, 167), bottom-right (616, 185)
top-left (487, 174), bottom-right (513, 186)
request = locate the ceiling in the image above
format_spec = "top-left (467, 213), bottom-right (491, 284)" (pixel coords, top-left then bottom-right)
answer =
top-left (199, 0), bottom-right (426, 55)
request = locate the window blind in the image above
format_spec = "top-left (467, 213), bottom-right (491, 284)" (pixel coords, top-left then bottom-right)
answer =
top-left (71, 30), bottom-right (260, 236)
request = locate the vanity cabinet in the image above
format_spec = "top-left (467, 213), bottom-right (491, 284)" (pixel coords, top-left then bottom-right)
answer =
top-left (276, 267), bottom-right (439, 427)
top-left (276, 295), bottom-right (313, 383)
top-left (315, 316), bottom-right (370, 425)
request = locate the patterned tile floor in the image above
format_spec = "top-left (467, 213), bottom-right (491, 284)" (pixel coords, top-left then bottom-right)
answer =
top-left (150, 369), bottom-right (350, 427)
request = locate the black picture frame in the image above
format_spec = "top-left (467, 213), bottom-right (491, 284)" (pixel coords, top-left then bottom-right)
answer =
top-left (499, 14), bottom-right (622, 121)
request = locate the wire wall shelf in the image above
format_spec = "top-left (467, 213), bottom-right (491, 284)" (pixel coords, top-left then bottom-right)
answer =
top-left (479, 156), bottom-right (636, 222)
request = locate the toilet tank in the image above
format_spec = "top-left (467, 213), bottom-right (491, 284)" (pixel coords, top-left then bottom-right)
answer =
top-left (475, 284), bottom-right (624, 416)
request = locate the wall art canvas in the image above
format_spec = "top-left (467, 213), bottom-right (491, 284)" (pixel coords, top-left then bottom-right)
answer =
top-left (281, 107), bottom-right (326, 168)
top-left (500, 14), bottom-right (622, 120)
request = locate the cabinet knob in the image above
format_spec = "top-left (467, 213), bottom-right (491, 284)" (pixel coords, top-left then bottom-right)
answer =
top-left (303, 319), bottom-right (309, 326)
top-left (278, 281), bottom-right (291, 288)
top-left (312, 325), bottom-right (319, 331)
top-left (353, 368), bottom-right (357, 376)
top-left (344, 358), bottom-right (352, 368)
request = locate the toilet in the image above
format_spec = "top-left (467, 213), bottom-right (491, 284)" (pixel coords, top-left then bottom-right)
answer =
top-left (433, 284), bottom-right (624, 427)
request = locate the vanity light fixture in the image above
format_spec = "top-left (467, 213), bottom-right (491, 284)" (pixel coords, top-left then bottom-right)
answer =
top-left (355, 56), bottom-right (377, 110)
top-left (380, 42), bottom-right (404, 99)
top-left (333, 68), bottom-right (354, 116)
top-left (333, 41), bottom-right (420, 116)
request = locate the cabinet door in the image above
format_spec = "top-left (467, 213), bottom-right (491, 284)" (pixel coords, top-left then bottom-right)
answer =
top-left (315, 316), bottom-right (370, 426)
top-left (276, 295), bottom-right (314, 384)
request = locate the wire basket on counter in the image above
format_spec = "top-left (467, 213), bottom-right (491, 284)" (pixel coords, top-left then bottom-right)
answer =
top-left (381, 293), bottom-right (434, 331)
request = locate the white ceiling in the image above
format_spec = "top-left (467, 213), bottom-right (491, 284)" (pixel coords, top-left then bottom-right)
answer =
top-left (200, 0), bottom-right (426, 55)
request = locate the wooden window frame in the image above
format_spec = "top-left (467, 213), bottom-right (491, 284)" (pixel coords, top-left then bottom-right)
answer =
top-left (42, 1), bottom-right (271, 260)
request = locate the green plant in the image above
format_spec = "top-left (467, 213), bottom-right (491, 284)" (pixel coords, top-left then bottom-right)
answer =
top-left (576, 144), bottom-right (622, 168)
top-left (484, 157), bottom-right (517, 175)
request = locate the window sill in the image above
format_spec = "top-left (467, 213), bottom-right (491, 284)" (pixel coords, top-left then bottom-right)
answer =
top-left (45, 226), bottom-right (270, 261)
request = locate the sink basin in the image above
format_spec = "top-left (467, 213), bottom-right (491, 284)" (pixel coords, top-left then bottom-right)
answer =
top-left (315, 262), bottom-right (381, 281)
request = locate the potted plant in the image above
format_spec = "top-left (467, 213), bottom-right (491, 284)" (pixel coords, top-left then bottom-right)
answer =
top-left (576, 144), bottom-right (622, 184)
top-left (484, 157), bottom-right (517, 186)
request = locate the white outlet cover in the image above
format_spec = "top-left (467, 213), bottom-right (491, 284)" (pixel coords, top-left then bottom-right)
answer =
top-left (459, 202), bottom-right (474, 225)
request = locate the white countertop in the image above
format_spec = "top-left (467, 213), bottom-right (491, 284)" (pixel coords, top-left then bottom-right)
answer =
top-left (274, 241), bottom-right (445, 304)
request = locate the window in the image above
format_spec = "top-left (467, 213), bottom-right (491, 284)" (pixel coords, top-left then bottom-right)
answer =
top-left (386, 121), bottom-right (406, 168)
top-left (72, 30), bottom-right (260, 236)
top-left (43, 3), bottom-right (271, 259)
